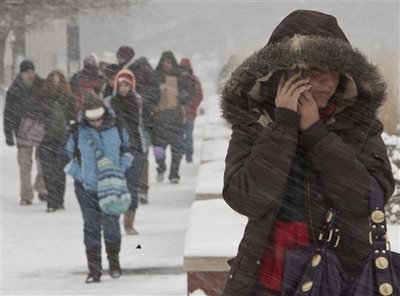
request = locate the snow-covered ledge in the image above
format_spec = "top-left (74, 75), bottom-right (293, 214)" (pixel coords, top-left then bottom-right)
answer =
top-left (184, 199), bottom-right (246, 268)
top-left (200, 138), bottom-right (229, 164)
top-left (194, 160), bottom-right (225, 200)
top-left (184, 199), bottom-right (246, 295)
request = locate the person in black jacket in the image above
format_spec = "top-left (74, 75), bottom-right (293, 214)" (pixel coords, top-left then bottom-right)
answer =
top-left (3, 60), bottom-right (48, 205)
top-left (131, 57), bottom-right (160, 204)
top-left (220, 10), bottom-right (395, 296)
top-left (152, 51), bottom-right (193, 184)
top-left (70, 53), bottom-right (103, 111)
top-left (105, 69), bottom-right (146, 235)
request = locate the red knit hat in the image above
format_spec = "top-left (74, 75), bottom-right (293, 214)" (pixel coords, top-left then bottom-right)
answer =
top-left (114, 69), bottom-right (136, 91)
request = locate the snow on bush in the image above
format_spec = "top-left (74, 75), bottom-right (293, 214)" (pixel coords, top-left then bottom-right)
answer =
top-left (383, 132), bottom-right (400, 224)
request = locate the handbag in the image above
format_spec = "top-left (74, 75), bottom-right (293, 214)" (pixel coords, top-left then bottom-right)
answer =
top-left (17, 117), bottom-right (46, 146)
top-left (88, 137), bottom-right (131, 216)
top-left (282, 177), bottom-right (400, 296)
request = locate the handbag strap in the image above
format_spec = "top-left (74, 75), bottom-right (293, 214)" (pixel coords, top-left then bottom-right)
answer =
top-left (318, 177), bottom-right (390, 251)
top-left (369, 177), bottom-right (390, 251)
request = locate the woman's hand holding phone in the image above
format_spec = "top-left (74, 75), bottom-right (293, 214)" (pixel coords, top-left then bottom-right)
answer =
top-left (275, 71), bottom-right (311, 112)
top-left (275, 71), bottom-right (319, 131)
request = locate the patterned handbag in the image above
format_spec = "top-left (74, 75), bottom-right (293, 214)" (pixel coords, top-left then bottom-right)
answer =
top-left (17, 117), bottom-right (46, 147)
top-left (282, 177), bottom-right (400, 296)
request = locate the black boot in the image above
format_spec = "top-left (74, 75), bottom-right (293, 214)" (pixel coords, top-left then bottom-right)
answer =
top-left (85, 249), bottom-right (102, 284)
top-left (106, 242), bottom-right (121, 279)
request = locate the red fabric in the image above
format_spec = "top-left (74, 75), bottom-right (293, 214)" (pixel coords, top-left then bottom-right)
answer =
top-left (258, 221), bottom-right (310, 292)
top-left (185, 75), bottom-right (203, 119)
top-left (319, 101), bottom-right (335, 122)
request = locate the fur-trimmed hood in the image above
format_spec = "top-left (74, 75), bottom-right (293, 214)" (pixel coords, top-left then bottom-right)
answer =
top-left (221, 10), bottom-right (387, 126)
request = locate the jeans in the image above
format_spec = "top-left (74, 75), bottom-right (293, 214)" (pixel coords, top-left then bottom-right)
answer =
top-left (75, 181), bottom-right (121, 251)
top-left (184, 118), bottom-right (195, 160)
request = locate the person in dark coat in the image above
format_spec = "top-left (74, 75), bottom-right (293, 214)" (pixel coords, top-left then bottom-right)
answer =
top-left (179, 58), bottom-right (203, 163)
top-left (100, 63), bottom-right (121, 100)
top-left (38, 70), bottom-right (76, 212)
top-left (3, 60), bottom-right (48, 205)
top-left (131, 56), bottom-right (160, 204)
top-left (105, 69), bottom-right (147, 235)
top-left (152, 51), bottom-right (192, 184)
top-left (70, 53), bottom-right (104, 110)
top-left (116, 45), bottom-right (135, 69)
top-left (220, 10), bottom-right (395, 296)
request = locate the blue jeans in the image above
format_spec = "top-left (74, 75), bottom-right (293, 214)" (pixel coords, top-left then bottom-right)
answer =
top-left (184, 118), bottom-right (195, 160)
top-left (75, 181), bottom-right (121, 251)
top-left (125, 151), bottom-right (146, 210)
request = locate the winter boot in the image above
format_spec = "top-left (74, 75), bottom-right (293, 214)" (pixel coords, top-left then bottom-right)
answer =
top-left (139, 192), bottom-right (148, 205)
top-left (85, 249), bottom-right (102, 283)
top-left (106, 242), bottom-right (122, 279)
top-left (123, 210), bottom-right (139, 235)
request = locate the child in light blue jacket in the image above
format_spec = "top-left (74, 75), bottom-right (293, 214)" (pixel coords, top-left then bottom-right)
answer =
top-left (65, 93), bottom-right (133, 283)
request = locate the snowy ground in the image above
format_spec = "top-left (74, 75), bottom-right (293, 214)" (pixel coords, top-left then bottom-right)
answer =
top-left (1, 115), bottom-right (208, 295)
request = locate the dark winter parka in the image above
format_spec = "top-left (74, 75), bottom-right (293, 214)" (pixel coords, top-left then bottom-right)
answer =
top-left (3, 74), bottom-right (44, 146)
top-left (220, 10), bottom-right (395, 296)
top-left (152, 51), bottom-right (192, 147)
top-left (131, 57), bottom-right (160, 131)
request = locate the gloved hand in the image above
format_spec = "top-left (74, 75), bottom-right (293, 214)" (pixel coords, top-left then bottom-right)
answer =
top-left (6, 134), bottom-right (15, 146)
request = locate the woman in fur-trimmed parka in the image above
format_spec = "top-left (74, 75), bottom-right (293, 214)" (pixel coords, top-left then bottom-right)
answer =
top-left (221, 10), bottom-right (395, 296)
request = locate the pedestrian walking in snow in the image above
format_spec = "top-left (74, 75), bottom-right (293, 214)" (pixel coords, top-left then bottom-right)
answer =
top-left (105, 69), bottom-right (147, 235)
top-left (100, 63), bottom-right (121, 100)
top-left (116, 45), bottom-right (135, 69)
top-left (221, 10), bottom-right (395, 296)
top-left (152, 51), bottom-right (192, 184)
top-left (70, 53), bottom-right (104, 111)
top-left (131, 56), bottom-right (160, 204)
top-left (3, 60), bottom-right (48, 205)
top-left (38, 70), bottom-right (76, 212)
top-left (179, 58), bottom-right (203, 163)
top-left (65, 94), bottom-right (133, 283)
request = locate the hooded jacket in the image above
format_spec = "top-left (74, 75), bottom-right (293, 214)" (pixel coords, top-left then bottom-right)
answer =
top-left (131, 57), bottom-right (160, 130)
top-left (179, 58), bottom-right (203, 120)
top-left (221, 10), bottom-right (394, 296)
top-left (65, 107), bottom-right (132, 191)
top-left (106, 69), bottom-right (147, 154)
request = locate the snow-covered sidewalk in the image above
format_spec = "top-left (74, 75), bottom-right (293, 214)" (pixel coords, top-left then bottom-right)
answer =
top-left (1, 115), bottom-right (208, 295)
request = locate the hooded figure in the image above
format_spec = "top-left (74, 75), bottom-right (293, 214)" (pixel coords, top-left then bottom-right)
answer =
top-left (221, 10), bottom-right (394, 296)
top-left (106, 69), bottom-right (146, 235)
top-left (152, 51), bottom-right (190, 184)
top-left (179, 58), bottom-right (203, 163)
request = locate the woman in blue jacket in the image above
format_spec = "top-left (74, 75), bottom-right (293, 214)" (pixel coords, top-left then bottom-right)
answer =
top-left (65, 93), bottom-right (133, 283)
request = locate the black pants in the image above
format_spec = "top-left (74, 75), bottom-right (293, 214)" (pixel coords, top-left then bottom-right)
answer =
top-left (38, 135), bottom-right (68, 209)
